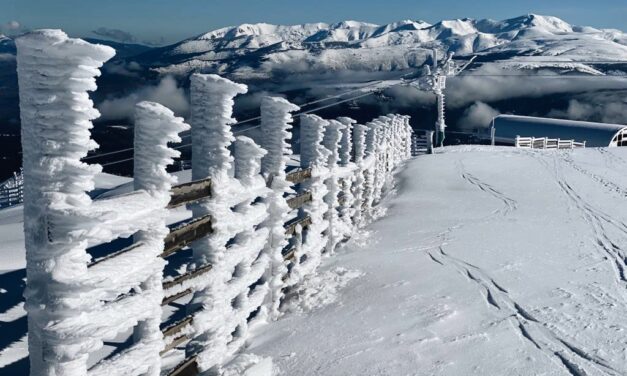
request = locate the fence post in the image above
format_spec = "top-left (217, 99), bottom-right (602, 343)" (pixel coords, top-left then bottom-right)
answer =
top-left (427, 130), bottom-right (434, 154)
top-left (351, 123), bottom-right (369, 227)
top-left (132, 101), bottom-right (190, 376)
top-left (259, 96), bottom-right (300, 319)
top-left (337, 116), bottom-right (356, 232)
top-left (287, 114), bottom-right (330, 284)
top-left (187, 73), bottom-right (248, 371)
top-left (322, 120), bottom-right (346, 253)
top-left (15, 30), bottom-right (115, 376)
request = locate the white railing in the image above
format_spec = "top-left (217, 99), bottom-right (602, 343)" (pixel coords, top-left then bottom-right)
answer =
top-left (0, 169), bottom-right (23, 209)
top-left (515, 136), bottom-right (586, 150)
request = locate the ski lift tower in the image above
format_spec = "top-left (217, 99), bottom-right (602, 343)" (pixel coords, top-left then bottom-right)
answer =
top-left (410, 49), bottom-right (475, 148)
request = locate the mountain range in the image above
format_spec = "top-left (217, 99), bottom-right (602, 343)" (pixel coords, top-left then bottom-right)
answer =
top-left (0, 14), bottom-right (626, 179)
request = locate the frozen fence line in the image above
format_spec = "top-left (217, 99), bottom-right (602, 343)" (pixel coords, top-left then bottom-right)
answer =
top-left (16, 30), bottom-right (414, 376)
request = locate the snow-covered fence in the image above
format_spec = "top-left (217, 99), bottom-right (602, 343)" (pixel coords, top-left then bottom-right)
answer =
top-left (412, 130), bottom-right (434, 155)
top-left (16, 30), bottom-right (190, 376)
top-left (0, 169), bottom-right (23, 209)
top-left (515, 136), bottom-right (586, 149)
top-left (16, 30), bottom-right (413, 376)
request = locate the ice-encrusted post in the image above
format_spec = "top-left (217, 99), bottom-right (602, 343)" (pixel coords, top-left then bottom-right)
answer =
top-left (15, 30), bottom-right (115, 376)
top-left (322, 119), bottom-right (346, 253)
top-left (285, 114), bottom-right (330, 285)
top-left (362, 120), bottom-right (381, 218)
top-left (351, 123), bottom-right (370, 227)
top-left (403, 115), bottom-right (413, 159)
top-left (132, 102), bottom-right (190, 376)
top-left (336, 117), bottom-right (356, 232)
top-left (259, 96), bottom-right (299, 318)
top-left (187, 73), bottom-right (249, 370)
top-left (189, 73), bottom-right (247, 265)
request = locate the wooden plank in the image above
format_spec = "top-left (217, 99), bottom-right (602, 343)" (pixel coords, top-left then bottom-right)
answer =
top-left (167, 356), bottom-right (198, 376)
top-left (168, 178), bottom-right (212, 208)
top-left (88, 242), bottom-right (144, 268)
top-left (162, 288), bottom-right (192, 306)
top-left (285, 168), bottom-right (312, 184)
top-left (162, 215), bottom-right (213, 257)
top-left (283, 246), bottom-right (296, 261)
top-left (284, 215), bottom-right (312, 236)
top-left (161, 315), bottom-right (194, 339)
top-left (160, 334), bottom-right (190, 355)
top-left (286, 191), bottom-right (312, 210)
top-left (163, 264), bottom-right (213, 291)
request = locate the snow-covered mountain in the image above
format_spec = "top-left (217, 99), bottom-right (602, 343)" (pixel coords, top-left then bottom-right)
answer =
top-left (131, 14), bottom-right (627, 78)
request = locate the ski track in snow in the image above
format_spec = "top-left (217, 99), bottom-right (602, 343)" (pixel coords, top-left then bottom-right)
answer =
top-left (429, 247), bottom-right (621, 376)
top-left (532, 152), bottom-right (627, 297)
top-left (439, 154), bottom-right (624, 376)
top-left (458, 161), bottom-right (518, 217)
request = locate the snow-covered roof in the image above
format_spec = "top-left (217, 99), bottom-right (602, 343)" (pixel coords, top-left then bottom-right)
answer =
top-left (493, 114), bottom-right (627, 147)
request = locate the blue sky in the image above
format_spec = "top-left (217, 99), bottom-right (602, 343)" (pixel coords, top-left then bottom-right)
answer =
top-left (1, 0), bottom-right (625, 45)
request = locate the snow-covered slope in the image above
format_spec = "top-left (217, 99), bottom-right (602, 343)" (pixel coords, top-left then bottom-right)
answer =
top-left (248, 146), bottom-right (627, 375)
top-left (137, 14), bottom-right (627, 78)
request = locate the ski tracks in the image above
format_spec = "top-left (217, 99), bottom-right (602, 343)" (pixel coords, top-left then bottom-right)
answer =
top-left (562, 153), bottom-right (627, 198)
top-left (533, 152), bottom-right (627, 294)
top-left (428, 247), bottom-right (621, 376)
top-left (458, 161), bottom-right (518, 217)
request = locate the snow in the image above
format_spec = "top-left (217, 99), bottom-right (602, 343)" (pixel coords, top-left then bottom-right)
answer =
top-left (246, 145), bottom-right (627, 376)
top-left (152, 14), bottom-right (627, 78)
top-left (15, 29), bottom-right (117, 376)
top-left (258, 96), bottom-right (299, 318)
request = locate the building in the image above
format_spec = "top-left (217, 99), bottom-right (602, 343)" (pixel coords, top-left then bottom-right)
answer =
top-left (491, 115), bottom-right (627, 147)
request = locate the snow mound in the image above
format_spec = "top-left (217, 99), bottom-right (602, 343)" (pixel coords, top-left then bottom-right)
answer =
top-left (283, 267), bottom-right (364, 313)
top-left (221, 353), bottom-right (275, 376)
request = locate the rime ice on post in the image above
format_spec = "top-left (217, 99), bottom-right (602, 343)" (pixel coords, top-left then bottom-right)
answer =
top-left (131, 101), bottom-right (190, 376)
top-left (336, 117), bottom-right (357, 235)
top-left (260, 96), bottom-right (300, 178)
top-left (15, 30), bottom-right (115, 376)
top-left (259, 96), bottom-right (299, 318)
top-left (322, 119), bottom-right (346, 253)
top-left (285, 114), bottom-right (330, 285)
top-left (189, 73), bottom-right (247, 266)
top-left (234, 136), bottom-right (266, 186)
top-left (300, 114), bottom-right (331, 168)
top-left (351, 123), bottom-right (370, 227)
top-left (187, 75), bottom-right (272, 373)
top-left (190, 73), bottom-right (247, 181)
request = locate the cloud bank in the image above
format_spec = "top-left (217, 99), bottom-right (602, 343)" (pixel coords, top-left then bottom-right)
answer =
top-left (97, 76), bottom-right (189, 121)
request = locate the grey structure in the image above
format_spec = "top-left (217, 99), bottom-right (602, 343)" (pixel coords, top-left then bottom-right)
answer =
top-left (492, 115), bottom-right (627, 147)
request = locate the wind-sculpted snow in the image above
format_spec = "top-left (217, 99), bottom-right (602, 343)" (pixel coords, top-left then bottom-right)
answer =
top-left (260, 96), bottom-right (300, 178)
top-left (185, 75), bottom-right (274, 374)
top-left (14, 31), bottom-right (190, 376)
top-left (259, 96), bottom-right (299, 319)
top-left (134, 101), bottom-right (190, 197)
top-left (190, 73), bottom-right (247, 181)
top-left (322, 120), bottom-right (348, 253)
top-left (130, 101), bottom-right (190, 376)
top-left (15, 30), bottom-right (116, 376)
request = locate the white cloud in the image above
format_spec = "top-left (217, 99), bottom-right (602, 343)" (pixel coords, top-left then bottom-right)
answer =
top-left (457, 101), bottom-right (500, 129)
top-left (547, 94), bottom-right (627, 124)
top-left (446, 65), bottom-right (627, 108)
top-left (97, 76), bottom-right (189, 121)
